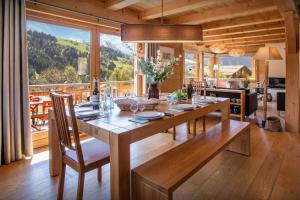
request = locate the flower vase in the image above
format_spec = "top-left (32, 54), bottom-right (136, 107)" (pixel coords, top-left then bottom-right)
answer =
top-left (148, 83), bottom-right (159, 99)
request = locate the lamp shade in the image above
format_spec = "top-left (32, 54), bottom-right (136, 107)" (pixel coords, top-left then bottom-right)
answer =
top-left (121, 24), bottom-right (203, 43)
top-left (253, 47), bottom-right (282, 60)
top-left (209, 43), bottom-right (228, 54)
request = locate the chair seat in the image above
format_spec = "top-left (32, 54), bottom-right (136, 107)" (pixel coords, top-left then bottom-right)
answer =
top-left (66, 139), bottom-right (110, 166)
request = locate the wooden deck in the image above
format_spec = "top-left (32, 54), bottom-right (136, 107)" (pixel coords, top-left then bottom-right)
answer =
top-left (0, 111), bottom-right (299, 200)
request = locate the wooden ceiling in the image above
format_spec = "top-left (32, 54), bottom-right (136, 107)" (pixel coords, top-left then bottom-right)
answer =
top-left (102, 0), bottom-right (292, 52)
top-left (26, 0), bottom-right (300, 53)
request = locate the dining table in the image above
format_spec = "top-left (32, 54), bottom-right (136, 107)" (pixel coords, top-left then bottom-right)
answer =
top-left (48, 97), bottom-right (230, 200)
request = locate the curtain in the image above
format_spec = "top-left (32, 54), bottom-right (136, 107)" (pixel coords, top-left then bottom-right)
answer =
top-left (0, 0), bottom-right (33, 165)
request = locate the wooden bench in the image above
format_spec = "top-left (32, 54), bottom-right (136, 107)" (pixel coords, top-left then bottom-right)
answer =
top-left (131, 119), bottom-right (251, 200)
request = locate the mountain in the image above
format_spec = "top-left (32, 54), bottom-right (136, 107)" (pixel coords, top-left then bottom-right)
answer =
top-left (27, 30), bottom-right (133, 85)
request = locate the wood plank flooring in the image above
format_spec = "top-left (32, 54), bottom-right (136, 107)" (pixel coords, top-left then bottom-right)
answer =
top-left (0, 112), bottom-right (300, 200)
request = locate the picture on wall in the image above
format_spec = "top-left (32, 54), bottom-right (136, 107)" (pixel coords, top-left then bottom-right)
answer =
top-left (160, 46), bottom-right (174, 62)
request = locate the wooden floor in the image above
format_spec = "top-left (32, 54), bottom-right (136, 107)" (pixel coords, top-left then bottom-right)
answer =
top-left (0, 107), bottom-right (300, 200)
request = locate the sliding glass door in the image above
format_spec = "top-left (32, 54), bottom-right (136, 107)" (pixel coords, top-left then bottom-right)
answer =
top-left (26, 20), bottom-right (91, 134)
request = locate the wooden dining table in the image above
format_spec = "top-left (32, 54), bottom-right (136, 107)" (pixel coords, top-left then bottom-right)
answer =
top-left (48, 98), bottom-right (230, 200)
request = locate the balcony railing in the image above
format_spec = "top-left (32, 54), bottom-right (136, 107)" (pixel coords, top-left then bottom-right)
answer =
top-left (29, 81), bottom-right (134, 133)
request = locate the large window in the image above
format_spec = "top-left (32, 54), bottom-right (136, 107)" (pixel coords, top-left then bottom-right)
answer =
top-left (26, 20), bottom-right (92, 134)
top-left (203, 53), bottom-right (213, 78)
top-left (184, 52), bottom-right (197, 83)
top-left (27, 20), bottom-right (91, 85)
top-left (99, 33), bottom-right (135, 96)
top-left (218, 55), bottom-right (254, 80)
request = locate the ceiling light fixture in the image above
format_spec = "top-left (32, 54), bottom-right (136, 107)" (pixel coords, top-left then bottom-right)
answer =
top-left (228, 48), bottom-right (246, 57)
top-left (121, 0), bottom-right (203, 43)
top-left (209, 43), bottom-right (228, 54)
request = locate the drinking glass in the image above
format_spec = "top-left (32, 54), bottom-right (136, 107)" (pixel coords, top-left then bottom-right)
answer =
top-left (130, 103), bottom-right (139, 115)
top-left (167, 96), bottom-right (175, 108)
top-left (192, 93), bottom-right (198, 105)
top-left (138, 104), bottom-right (146, 112)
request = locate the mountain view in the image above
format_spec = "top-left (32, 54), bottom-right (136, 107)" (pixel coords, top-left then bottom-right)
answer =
top-left (26, 20), bottom-right (134, 85)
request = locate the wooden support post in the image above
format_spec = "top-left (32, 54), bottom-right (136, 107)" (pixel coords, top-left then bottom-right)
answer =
top-left (284, 11), bottom-right (300, 132)
top-left (200, 52), bottom-right (205, 81)
top-left (263, 61), bottom-right (269, 125)
top-left (196, 53), bottom-right (200, 81)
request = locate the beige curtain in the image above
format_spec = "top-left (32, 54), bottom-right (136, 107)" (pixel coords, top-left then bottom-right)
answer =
top-left (0, 0), bottom-right (33, 165)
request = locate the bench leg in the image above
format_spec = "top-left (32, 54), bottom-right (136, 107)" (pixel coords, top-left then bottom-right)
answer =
top-left (226, 127), bottom-right (251, 156)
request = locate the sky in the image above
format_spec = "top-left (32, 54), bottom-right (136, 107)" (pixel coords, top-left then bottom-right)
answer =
top-left (27, 20), bottom-right (91, 43)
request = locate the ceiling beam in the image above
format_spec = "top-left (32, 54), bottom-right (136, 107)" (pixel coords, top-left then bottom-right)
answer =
top-left (228, 45), bottom-right (264, 52)
top-left (217, 39), bottom-right (285, 47)
top-left (197, 44), bottom-right (264, 53)
top-left (165, 0), bottom-right (277, 24)
top-left (226, 40), bottom-right (284, 48)
top-left (203, 29), bottom-right (285, 41)
top-left (204, 21), bottom-right (285, 37)
top-left (202, 11), bottom-right (283, 31)
top-left (141, 0), bottom-right (216, 20)
top-left (201, 35), bottom-right (286, 45)
top-left (274, 0), bottom-right (298, 16)
top-left (106, 0), bottom-right (141, 10)
top-left (26, 0), bottom-right (145, 24)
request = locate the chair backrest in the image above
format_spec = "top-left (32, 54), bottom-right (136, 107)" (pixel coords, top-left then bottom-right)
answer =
top-left (50, 93), bottom-right (84, 165)
top-left (192, 81), bottom-right (207, 97)
top-left (192, 81), bottom-right (202, 95)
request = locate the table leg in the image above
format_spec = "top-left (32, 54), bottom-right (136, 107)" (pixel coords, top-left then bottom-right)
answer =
top-left (110, 133), bottom-right (131, 200)
top-left (49, 114), bottom-right (60, 177)
top-left (220, 101), bottom-right (230, 121)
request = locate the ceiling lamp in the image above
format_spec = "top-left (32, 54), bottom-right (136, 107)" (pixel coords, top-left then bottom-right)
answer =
top-left (121, 0), bottom-right (203, 43)
top-left (209, 43), bottom-right (228, 54)
top-left (228, 48), bottom-right (246, 57)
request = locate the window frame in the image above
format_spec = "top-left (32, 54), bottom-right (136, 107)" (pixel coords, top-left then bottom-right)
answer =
top-left (26, 8), bottom-right (138, 148)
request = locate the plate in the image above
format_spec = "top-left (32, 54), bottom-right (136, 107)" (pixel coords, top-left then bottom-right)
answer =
top-left (136, 111), bottom-right (162, 119)
top-left (78, 102), bottom-right (93, 107)
top-left (135, 111), bottom-right (164, 119)
top-left (198, 99), bottom-right (216, 104)
top-left (170, 104), bottom-right (195, 111)
top-left (76, 110), bottom-right (99, 119)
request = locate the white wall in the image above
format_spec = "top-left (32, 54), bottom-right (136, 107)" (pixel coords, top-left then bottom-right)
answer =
top-left (266, 43), bottom-right (286, 78)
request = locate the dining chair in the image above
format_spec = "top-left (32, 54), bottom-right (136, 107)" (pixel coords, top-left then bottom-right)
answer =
top-left (50, 93), bottom-right (110, 200)
top-left (191, 81), bottom-right (207, 136)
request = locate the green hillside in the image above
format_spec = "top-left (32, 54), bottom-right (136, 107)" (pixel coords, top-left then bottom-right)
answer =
top-left (57, 38), bottom-right (90, 53)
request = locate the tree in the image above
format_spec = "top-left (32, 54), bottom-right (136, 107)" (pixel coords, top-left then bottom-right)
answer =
top-left (36, 67), bottom-right (65, 84)
top-left (64, 65), bottom-right (81, 83)
top-left (109, 60), bottom-right (133, 81)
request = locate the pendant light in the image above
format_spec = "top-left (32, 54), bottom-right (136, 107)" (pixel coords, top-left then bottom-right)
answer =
top-left (121, 0), bottom-right (203, 43)
top-left (228, 48), bottom-right (246, 57)
top-left (209, 43), bottom-right (228, 54)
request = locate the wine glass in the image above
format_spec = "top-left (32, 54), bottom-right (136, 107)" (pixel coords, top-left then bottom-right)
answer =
top-left (130, 103), bottom-right (139, 116)
top-left (167, 96), bottom-right (175, 108)
top-left (138, 104), bottom-right (146, 112)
